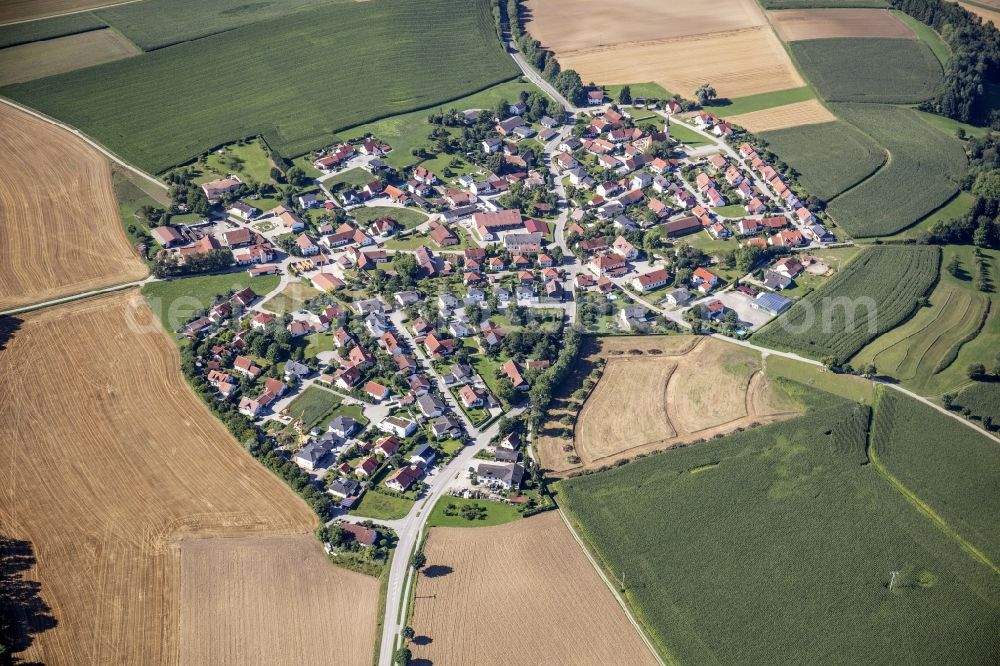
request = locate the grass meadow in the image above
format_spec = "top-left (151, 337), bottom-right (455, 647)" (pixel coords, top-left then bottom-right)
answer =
top-left (141, 272), bottom-right (279, 331)
top-left (752, 245), bottom-right (940, 363)
top-left (2, 0), bottom-right (517, 173)
top-left (557, 387), bottom-right (1000, 666)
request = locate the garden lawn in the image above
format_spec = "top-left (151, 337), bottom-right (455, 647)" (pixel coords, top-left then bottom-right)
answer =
top-left (668, 122), bottom-right (712, 147)
top-left (351, 490), bottom-right (413, 521)
top-left (326, 168), bottom-right (373, 189)
top-left (558, 395), bottom-right (1000, 666)
top-left (351, 206), bottom-right (428, 229)
top-left (426, 497), bottom-right (521, 528)
top-left (141, 273), bottom-right (279, 331)
top-left (3, 0), bottom-right (518, 173)
top-left (605, 82), bottom-right (672, 101)
top-left (286, 386), bottom-right (342, 430)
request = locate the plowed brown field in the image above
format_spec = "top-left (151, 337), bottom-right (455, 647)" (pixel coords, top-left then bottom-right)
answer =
top-left (728, 100), bottom-right (836, 132)
top-left (411, 511), bottom-right (659, 666)
top-left (960, 2), bottom-right (1000, 27)
top-left (0, 103), bottom-right (147, 311)
top-left (538, 336), bottom-right (800, 475)
top-left (0, 291), bottom-right (375, 664)
top-left (524, 0), bottom-right (802, 98)
top-left (768, 9), bottom-right (915, 41)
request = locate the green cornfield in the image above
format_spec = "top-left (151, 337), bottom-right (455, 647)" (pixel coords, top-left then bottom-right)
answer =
top-left (790, 38), bottom-right (942, 104)
top-left (872, 389), bottom-right (1000, 565)
top-left (0, 0), bottom-right (518, 174)
top-left (752, 245), bottom-right (940, 363)
top-left (824, 104), bottom-right (967, 237)
top-left (760, 119), bottom-right (885, 201)
top-left (557, 388), bottom-right (1000, 666)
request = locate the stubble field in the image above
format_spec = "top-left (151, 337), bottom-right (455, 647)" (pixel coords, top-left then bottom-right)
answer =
top-left (727, 98), bottom-right (836, 131)
top-left (179, 535), bottom-right (378, 665)
top-left (538, 336), bottom-right (799, 474)
top-left (524, 0), bottom-right (802, 98)
top-left (768, 8), bottom-right (916, 41)
top-left (410, 511), bottom-right (659, 666)
top-left (0, 291), bottom-right (374, 664)
top-left (0, 0), bottom-right (122, 23)
top-left (0, 103), bottom-right (147, 311)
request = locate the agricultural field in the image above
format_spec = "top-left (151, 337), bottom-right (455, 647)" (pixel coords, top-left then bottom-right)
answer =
top-left (727, 98), bottom-right (835, 132)
top-left (0, 103), bottom-right (147, 311)
top-left (853, 245), bottom-right (994, 394)
top-left (704, 85), bottom-right (815, 116)
top-left (141, 272), bottom-right (280, 332)
top-left (871, 389), bottom-right (1000, 566)
top-left (824, 104), bottom-right (967, 236)
top-left (557, 395), bottom-right (1000, 666)
top-left (0, 291), bottom-right (377, 664)
top-left (761, 0), bottom-right (887, 6)
top-left (769, 8), bottom-right (916, 41)
top-left (952, 382), bottom-right (1000, 426)
top-left (179, 535), bottom-right (378, 665)
top-left (759, 119), bottom-right (885, 201)
top-left (410, 511), bottom-right (659, 666)
top-left (524, 0), bottom-right (802, 98)
top-left (789, 38), bottom-right (942, 103)
top-left (94, 0), bottom-right (352, 51)
top-left (0, 11), bottom-right (105, 48)
top-left (537, 336), bottom-right (799, 475)
top-left (959, 1), bottom-right (1000, 28)
top-left (0, 27), bottom-right (138, 85)
top-left (2, 0), bottom-right (518, 173)
top-left (752, 245), bottom-right (941, 363)
top-left (261, 281), bottom-right (321, 315)
top-left (0, 0), bottom-right (115, 23)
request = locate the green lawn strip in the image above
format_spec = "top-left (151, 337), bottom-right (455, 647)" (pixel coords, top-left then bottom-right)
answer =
top-left (913, 110), bottom-right (992, 139)
top-left (870, 387), bottom-right (1000, 572)
top-left (705, 86), bottom-right (815, 117)
top-left (711, 204), bottom-right (746, 218)
top-left (3, 0), bottom-right (518, 173)
top-left (765, 356), bottom-right (874, 404)
top-left (110, 166), bottom-right (163, 264)
top-left (326, 167), bottom-right (373, 189)
top-left (141, 273), bottom-right (280, 331)
top-left (351, 490), bottom-right (413, 521)
top-left (666, 122), bottom-right (712, 147)
top-left (286, 385), bottom-right (342, 430)
top-left (891, 9), bottom-right (950, 65)
top-left (426, 496), bottom-right (521, 527)
top-left (760, 0), bottom-right (886, 7)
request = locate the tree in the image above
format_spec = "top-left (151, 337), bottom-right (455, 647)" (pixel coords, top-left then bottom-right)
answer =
top-left (618, 85), bottom-right (632, 105)
top-left (695, 83), bottom-right (717, 105)
top-left (402, 626), bottom-right (415, 641)
top-left (942, 393), bottom-right (956, 409)
top-left (946, 254), bottom-right (961, 276)
top-left (411, 551), bottom-right (426, 570)
top-left (393, 647), bottom-right (412, 665)
top-left (967, 362), bottom-right (987, 380)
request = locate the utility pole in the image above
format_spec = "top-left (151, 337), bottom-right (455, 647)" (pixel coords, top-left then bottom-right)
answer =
top-left (889, 570), bottom-right (900, 591)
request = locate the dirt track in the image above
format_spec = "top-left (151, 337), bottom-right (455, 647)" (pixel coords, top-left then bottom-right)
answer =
top-left (0, 291), bottom-right (374, 664)
top-left (0, 103), bottom-right (147, 311)
top-left (411, 512), bottom-right (659, 666)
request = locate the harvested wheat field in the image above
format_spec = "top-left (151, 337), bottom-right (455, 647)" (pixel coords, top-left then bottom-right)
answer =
top-left (561, 28), bottom-right (803, 99)
top-left (180, 535), bottom-right (377, 666)
top-left (960, 2), bottom-right (1000, 27)
top-left (728, 99), bottom-right (836, 133)
top-left (524, 0), bottom-right (766, 52)
top-left (525, 0), bottom-right (801, 98)
top-left (0, 291), bottom-right (374, 665)
top-left (0, 28), bottom-right (139, 86)
top-left (539, 336), bottom-right (799, 475)
top-left (768, 9), bottom-right (916, 41)
top-left (411, 511), bottom-right (658, 666)
top-left (0, 103), bottom-right (147, 311)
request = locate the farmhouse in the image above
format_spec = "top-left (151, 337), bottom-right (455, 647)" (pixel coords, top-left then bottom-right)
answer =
top-left (663, 215), bottom-right (701, 237)
top-left (150, 225), bottom-right (183, 247)
top-left (632, 268), bottom-right (669, 292)
top-left (475, 462), bottom-right (525, 489)
top-left (588, 253), bottom-right (627, 277)
top-left (473, 209), bottom-right (523, 241)
top-left (201, 176), bottom-right (242, 201)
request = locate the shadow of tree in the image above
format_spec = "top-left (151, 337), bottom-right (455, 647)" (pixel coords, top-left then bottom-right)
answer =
top-left (0, 536), bottom-right (56, 665)
top-left (421, 564), bottom-right (453, 578)
top-left (0, 316), bottom-right (23, 352)
top-left (413, 635), bottom-right (433, 646)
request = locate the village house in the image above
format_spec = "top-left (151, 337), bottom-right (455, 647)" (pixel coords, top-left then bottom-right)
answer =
top-left (632, 268), bottom-right (670, 292)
